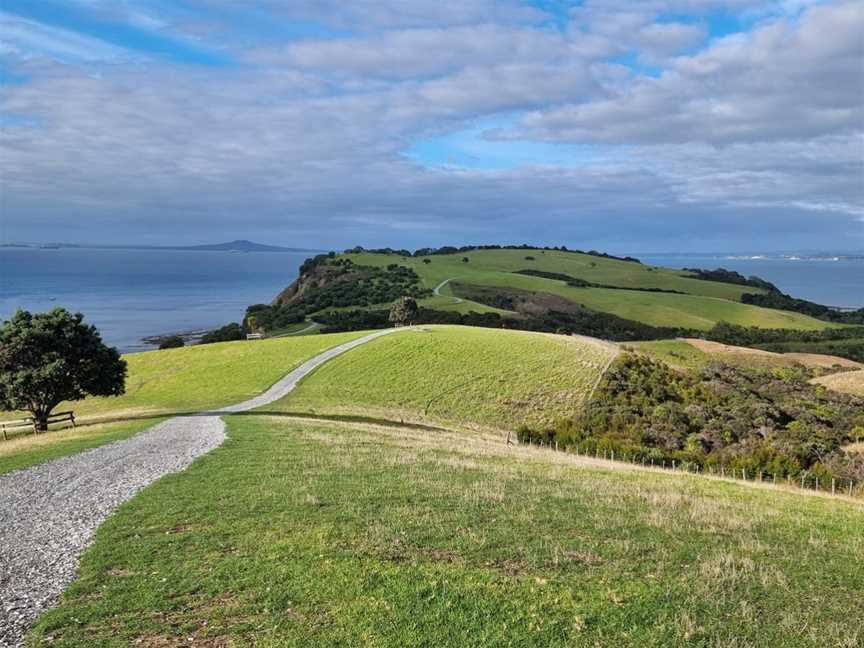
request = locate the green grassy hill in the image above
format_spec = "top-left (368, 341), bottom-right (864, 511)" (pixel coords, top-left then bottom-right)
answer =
top-left (325, 249), bottom-right (836, 331)
top-left (4, 322), bottom-right (861, 646)
top-left (268, 325), bottom-right (617, 431)
top-left (56, 331), bottom-right (370, 422)
top-left (31, 416), bottom-right (864, 647)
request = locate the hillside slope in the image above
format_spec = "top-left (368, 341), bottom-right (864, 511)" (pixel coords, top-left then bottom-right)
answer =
top-left (268, 248), bottom-right (837, 332)
top-left (268, 325), bottom-right (617, 431)
top-left (813, 369), bottom-right (864, 397)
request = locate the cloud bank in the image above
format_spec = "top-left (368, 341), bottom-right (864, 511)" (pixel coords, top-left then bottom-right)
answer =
top-left (0, 0), bottom-right (861, 251)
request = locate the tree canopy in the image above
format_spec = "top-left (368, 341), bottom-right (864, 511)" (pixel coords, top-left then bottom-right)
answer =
top-left (0, 308), bottom-right (127, 430)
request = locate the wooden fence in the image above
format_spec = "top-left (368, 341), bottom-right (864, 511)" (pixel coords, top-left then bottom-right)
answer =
top-left (1, 411), bottom-right (76, 440)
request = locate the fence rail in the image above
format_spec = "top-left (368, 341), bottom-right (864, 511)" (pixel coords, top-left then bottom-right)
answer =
top-left (1, 410), bottom-right (76, 440)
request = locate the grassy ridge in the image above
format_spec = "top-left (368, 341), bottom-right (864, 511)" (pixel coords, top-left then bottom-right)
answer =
top-left (345, 250), bottom-right (836, 331)
top-left (268, 325), bottom-right (617, 430)
top-left (30, 416), bottom-right (864, 647)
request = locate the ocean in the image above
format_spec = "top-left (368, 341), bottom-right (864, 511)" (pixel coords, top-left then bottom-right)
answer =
top-left (635, 253), bottom-right (863, 310)
top-left (2, 248), bottom-right (861, 353)
top-left (0, 247), bottom-right (311, 353)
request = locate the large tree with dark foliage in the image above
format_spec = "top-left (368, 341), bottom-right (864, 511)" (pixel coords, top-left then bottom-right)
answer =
top-left (0, 308), bottom-right (127, 431)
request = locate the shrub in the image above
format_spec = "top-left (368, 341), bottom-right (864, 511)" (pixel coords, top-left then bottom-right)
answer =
top-left (158, 335), bottom-right (185, 350)
top-left (201, 323), bottom-right (243, 344)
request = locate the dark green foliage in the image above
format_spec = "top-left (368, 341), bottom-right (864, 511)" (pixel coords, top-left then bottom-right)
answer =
top-left (684, 267), bottom-right (778, 291)
top-left (314, 309), bottom-right (390, 333)
top-left (520, 354), bottom-right (864, 486)
top-left (200, 323), bottom-right (243, 344)
top-left (462, 257), bottom-right (470, 263)
top-left (524, 255), bottom-right (536, 260)
top-left (757, 340), bottom-right (864, 363)
top-left (705, 321), bottom-right (864, 351)
top-left (389, 296), bottom-right (419, 326)
top-left (514, 269), bottom-right (686, 293)
top-left (0, 308), bottom-right (127, 430)
top-left (247, 261), bottom-right (430, 332)
top-left (245, 303), bottom-right (305, 332)
top-left (158, 336), bottom-right (184, 350)
top-left (742, 292), bottom-right (864, 324)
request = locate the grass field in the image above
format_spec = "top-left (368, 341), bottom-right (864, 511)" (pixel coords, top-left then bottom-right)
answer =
top-left (268, 325), bottom-right (617, 431)
top-left (813, 369), bottom-right (864, 397)
top-left (625, 340), bottom-right (711, 371)
top-left (0, 419), bottom-right (163, 476)
top-left (346, 250), bottom-right (836, 331)
top-left (0, 332), bottom-right (370, 468)
top-left (44, 331), bottom-right (370, 423)
top-left (29, 416), bottom-right (864, 647)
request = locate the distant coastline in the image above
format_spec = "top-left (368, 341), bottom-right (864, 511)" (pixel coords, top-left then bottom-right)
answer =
top-left (0, 239), bottom-right (325, 254)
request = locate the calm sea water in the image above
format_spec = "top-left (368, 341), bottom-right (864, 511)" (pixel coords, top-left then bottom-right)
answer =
top-left (3, 248), bottom-right (861, 353)
top-left (0, 248), bottom-right (311, 352)
top-left (636, 254), bottom-right (864, 309)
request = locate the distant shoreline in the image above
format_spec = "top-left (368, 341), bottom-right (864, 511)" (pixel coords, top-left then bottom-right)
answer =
top-left (1, 242), bottom-right (326, 254)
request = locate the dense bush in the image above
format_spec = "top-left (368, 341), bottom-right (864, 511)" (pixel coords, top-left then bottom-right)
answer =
top-left (200, 323), bottom-right (243, 344)
top-left (683, 267), bottom-right (778, 291)
top-left (158, 335), bottom-right (184, 349)
top-left (514, 269), bottom-right (686, 294)
top-left (704, 321), bottom-right (864, 348)
top-left (742, 291), bottom-right (864, 324)
top-left (518, 354), bottom-right (864, 486)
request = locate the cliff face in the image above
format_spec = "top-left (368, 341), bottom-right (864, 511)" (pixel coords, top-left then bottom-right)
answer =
top-left (273, 263), bottom-right (349, 305)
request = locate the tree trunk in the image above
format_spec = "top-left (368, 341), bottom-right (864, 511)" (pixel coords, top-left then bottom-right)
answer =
top-left (32, 411), bottom-right (49, 433)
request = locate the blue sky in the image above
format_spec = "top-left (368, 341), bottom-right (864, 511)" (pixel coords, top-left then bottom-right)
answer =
top-left (0, 0), bottom-right (861, 252)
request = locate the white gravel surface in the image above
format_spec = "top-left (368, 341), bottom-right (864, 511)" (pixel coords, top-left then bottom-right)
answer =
top-left (0, 328), bottom-right (400, 647)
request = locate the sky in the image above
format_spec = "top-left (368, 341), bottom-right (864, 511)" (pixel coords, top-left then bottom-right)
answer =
top-left (0, 0), bottom-right (862, 253)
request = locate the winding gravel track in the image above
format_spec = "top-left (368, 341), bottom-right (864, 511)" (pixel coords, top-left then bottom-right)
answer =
top-left (0, 328), bottom-right (400, 647)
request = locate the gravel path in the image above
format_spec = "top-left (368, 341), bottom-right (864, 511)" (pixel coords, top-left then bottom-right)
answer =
top-left (433, 278), bottom-right (464, 304)
top-left (0, 328), bottom-right (400, 647)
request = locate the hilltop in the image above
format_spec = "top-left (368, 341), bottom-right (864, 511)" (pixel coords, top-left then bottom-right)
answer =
top-left (248, 244), bottom-right (864, 360)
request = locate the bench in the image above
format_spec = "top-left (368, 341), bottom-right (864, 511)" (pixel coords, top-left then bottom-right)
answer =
top-left (246, 333), bottom-right (265, 340)
top-left (0, 411), bottom-right (76, 440)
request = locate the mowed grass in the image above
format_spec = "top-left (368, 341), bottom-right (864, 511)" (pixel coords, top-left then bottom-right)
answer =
top-left (50, 331), bottom-right (371, 422)
top-left (268, 325), bottom-right (617, 431)
top-left (813, 369), bottom-right (864, 397)
top-left (0, 419), bottom-right (162, 475)
top-left (348, 250), bottom-right (836, 331)
top-left (30, 416), bottom-right (864, 647)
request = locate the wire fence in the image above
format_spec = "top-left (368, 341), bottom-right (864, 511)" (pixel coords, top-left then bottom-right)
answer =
top-left (521, 438), bottom-right (862, 499)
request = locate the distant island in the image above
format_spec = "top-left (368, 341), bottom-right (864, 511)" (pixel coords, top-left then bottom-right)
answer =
top-left (1, 239), bottom-right (323, 253)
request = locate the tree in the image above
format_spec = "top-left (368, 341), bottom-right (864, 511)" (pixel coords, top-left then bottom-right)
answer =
top-left (0, 308), bottom-right (127, 431)
top-left (158, 335), bottom-right (185, 350)
top-left (389, 297), bottom-right (419, 327)
top-left (200, 323), bottom-right (243, 344)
